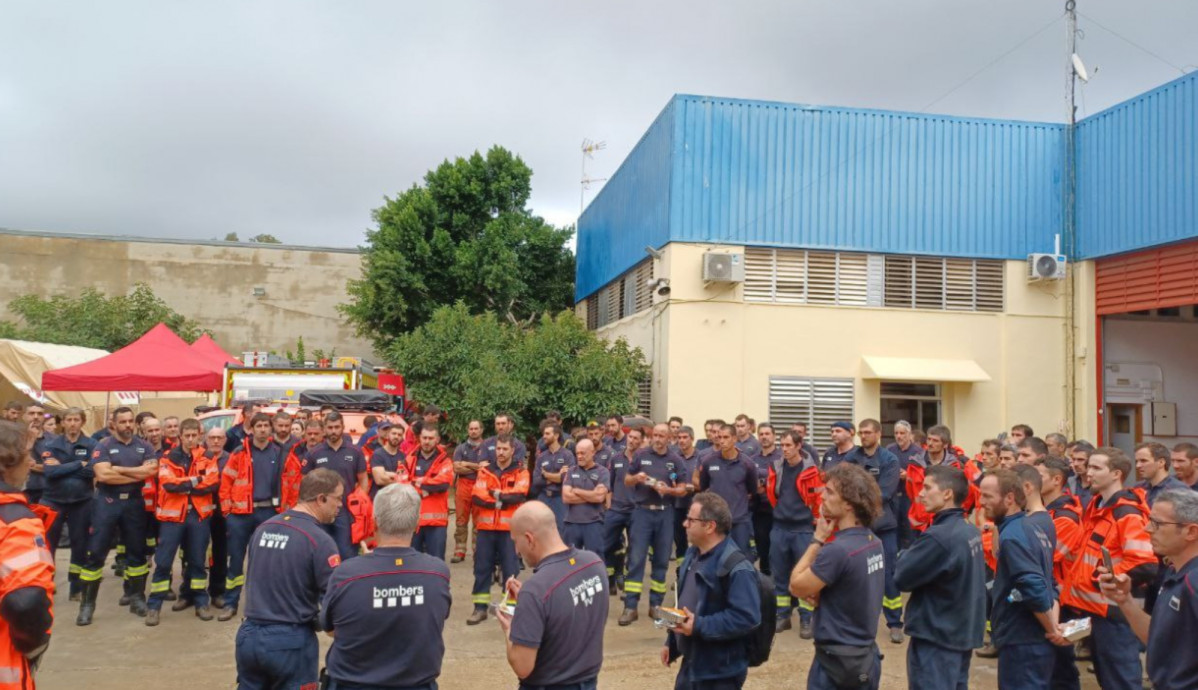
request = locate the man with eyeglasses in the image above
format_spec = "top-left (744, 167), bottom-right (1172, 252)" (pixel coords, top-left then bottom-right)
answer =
top-left (662, 492), bottom-right (761, 690)
top-left (1101, 489), bottom-right (1198, 689)
top-left (234, 469), bottom-right (343, 690)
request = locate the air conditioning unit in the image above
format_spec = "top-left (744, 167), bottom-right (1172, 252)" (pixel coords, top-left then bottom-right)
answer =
top-left (1027, 253), bottom-right (1067, 281)
top-left (702, 251), bottom-right (745, 283)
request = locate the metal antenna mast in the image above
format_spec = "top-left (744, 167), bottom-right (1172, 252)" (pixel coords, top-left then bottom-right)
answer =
top-left (580, 139), bottom-right (607, 216)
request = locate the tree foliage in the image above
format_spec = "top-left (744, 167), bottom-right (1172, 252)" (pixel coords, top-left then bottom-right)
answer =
top-left (389, 304), bottom-right (647, 440)
top-left (1, 283), bottom-right (203, 351)
top-left (249, 233), bottom-right (281, 244)
top-left (223, 232), bottom-right (240, 242)
top-left (342, 146), bottom-right (575, 353)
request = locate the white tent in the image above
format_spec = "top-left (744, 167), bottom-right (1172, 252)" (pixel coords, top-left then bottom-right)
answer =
top-left (0, 339), bottom-right (208, 431)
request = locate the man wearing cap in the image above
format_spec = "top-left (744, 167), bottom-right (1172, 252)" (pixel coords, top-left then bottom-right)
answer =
top-left (820, 421), bottom-right (858, 472)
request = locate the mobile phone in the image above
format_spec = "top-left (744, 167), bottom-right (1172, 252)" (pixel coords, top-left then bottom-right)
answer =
top-left (1100, 546), bottom-right (1114, 573)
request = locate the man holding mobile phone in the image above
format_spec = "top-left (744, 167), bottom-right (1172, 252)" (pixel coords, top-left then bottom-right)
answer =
top-left (1061, 448), bottom-right (1158, 690)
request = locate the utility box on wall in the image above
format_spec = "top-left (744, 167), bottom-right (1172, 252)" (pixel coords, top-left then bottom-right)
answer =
top-left (1151, 402), bottom-right (1177, 437)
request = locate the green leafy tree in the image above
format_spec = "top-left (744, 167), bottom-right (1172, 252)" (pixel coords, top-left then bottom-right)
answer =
top-left (2, 283), bottom-right (203, 351)
top-left (285, 336), bottom-right (306, 364)
top-left (223, 232), bottom-right (240, 242)
top-left (250, 234), bottom-right (281, 244)
top-left (389, 304), bottom-right (646, 441)
top-left (342, 146), bottom-right (576, 352)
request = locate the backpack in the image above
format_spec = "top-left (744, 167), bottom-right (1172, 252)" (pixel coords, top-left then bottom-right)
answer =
top-left (716, 547), bottom-right (776, 667)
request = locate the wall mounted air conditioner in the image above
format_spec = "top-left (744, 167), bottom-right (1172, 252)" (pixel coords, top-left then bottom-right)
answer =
top-left (702, 251), bottom-right (744, 282)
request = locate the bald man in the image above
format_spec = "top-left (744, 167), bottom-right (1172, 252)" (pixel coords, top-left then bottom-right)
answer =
top-left (563, 439), bottom-right (611, 555)
top-left (497, 502), bottom-right (608, 688)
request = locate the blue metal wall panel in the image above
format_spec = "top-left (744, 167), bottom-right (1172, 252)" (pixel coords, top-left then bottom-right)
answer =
top-left (670, 95), bottom-right (1065, 259)
top-left (1076, 71), bottom-right (1198, 259)
top-left (575, 100), bottom-right (675, 302)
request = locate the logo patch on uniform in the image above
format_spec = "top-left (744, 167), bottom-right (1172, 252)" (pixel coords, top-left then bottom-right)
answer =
top-left (394, 558), bottom-right (404, 566)
top-left (570, 575), bottom-right (603, 606)
top-left (328, 554), bottom-right (341, 568)
top-left (569, 557), bottom-right (576, 565)
top-left (373, 585), bottom-right (423, 607)
top-left (1170, 595), bottom-right (1181, 611)
top-left (34, 536), bottom-right (45, 548)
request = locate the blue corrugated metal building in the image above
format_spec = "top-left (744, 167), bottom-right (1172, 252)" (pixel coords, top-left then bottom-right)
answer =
top-left (577, 71), bottom-right (1198, 302)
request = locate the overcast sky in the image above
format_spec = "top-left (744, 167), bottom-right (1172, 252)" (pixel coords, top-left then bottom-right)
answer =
top-left (1, 1), bottom-right (1195, 247)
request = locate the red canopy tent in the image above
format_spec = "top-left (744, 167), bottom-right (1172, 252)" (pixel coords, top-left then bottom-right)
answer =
top-left (42, 323), bottom-right (223, 392)
top-left (190, 333), bottom-right (241, 367)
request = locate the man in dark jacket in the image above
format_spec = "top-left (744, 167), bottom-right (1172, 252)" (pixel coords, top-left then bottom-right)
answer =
top-left (895, 465), bottom-right (986, 690)
top-left (852, 419), bottom-right (903, 642)
top-left (979, 469), bottom-right (1070, 689)
top-left (662, 492), bottom-right (761, 690)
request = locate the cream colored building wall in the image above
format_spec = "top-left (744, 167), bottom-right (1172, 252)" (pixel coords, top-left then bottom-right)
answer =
top-left (589, 243), bottom-right (1079, 451)
top-left (0, 231), bottom-right (374, 357)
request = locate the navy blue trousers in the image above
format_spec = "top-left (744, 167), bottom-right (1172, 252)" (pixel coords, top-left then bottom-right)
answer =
top-left (564, 521), bottom-right (604, 555)
top-left (998, 642), bottom-right (1054, 690)
top-left (150, 511), bottom-right (211, 610)
top-left (235, 620), bottom-right (318, 690)
top-left (411, 526), bottom-right (447, 561)
top-left (471, 530), bottom-right (519, 609)
top-left (624, 507), bottom-right (673, 608)
top-left (907, 638), bottom-right (970, 690)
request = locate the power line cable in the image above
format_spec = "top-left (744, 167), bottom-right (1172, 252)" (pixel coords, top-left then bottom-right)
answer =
top-left (1077, 10), bottom-right (1187, 75)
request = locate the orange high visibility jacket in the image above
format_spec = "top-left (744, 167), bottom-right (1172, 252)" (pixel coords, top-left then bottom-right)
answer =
top-left (1062, 489), bottom-right (1158, 617)
top-left (347, 487), bottom-right (375, 545)
top-left (765, 451), bottom-right (823, 518)
top-left (219, 439), bottom-right (302, 516)
top-left (156, 446), bottom-right (220, 523)
top-left (471, 461), bottom-right (529, 532)
top-left (1044, 493), bottom-right (1084, 586)
top-left (141, 445), bottom-right (165, 512)
top-left (905, 452), bottom-right (980, 531)
top-left (981, 522), bottom-right (997, 572)
top-left (0, 486), bottom-right (56, 690)
top-left (279, 442), bottom-right (313, 510)
top-left (405, 447), bottom-right (454, 527)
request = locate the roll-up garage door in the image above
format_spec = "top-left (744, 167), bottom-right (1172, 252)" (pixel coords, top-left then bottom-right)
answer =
top-left (1096, 238), bottom-right (1198, 315)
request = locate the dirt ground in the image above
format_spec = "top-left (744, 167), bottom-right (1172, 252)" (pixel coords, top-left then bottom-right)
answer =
top-left (38, 548), bottom-right (1101, 690)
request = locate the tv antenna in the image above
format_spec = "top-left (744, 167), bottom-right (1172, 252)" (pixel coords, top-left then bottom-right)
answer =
top-left (580, 138), bottom-right (608, 215)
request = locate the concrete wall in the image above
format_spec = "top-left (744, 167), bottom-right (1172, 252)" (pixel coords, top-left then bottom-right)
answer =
top-left (0, 230), bottom-right (373, 357)
top-left (594, 242), bottom-right (1080, 452)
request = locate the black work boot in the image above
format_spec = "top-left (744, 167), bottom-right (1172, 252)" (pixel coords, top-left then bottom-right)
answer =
top-left (127, 576), bottom-right (148, 617)
top-left (76, 580), bottom-right (100, 626)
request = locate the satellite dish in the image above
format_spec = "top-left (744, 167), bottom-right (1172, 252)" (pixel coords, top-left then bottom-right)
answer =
top-left (1072, 53), bottom-right (1090, 82)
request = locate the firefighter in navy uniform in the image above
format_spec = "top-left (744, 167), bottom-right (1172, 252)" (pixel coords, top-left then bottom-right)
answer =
top-left (0, 419), bottom-right (55, 690)
top-left (234, 469), bottom-right (342, 690)
top-left (467, 435), bottom-right (529, 625)
top-left (619, 423), bottom-right (685, 626)
top-left (320, 483), bottom-right (452, 690)
top-left (301, 411), bottom-right (369, 561)
top-left (77, 407), bottom-right (158, 625)
top-left (146, 419), bottom-right (220, 626)
top-left (40, 407), bottom-right (95, 602)
top-left (498, 501), bottom-right (610, 690)
top-left (218, 413), bottom-right (292, 622)
top-left (405, 426), bottom-right (453, 560)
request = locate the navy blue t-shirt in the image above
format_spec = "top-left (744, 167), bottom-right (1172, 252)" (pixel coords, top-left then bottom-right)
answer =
top-left (699, 451), bottom-right (758, 524)
top-left (810, 527), bottom-right (885, 646)
top-left (820, 445), bottom-right (859, 472)
top-left (735, 435), bottom-right (762, 458)
top-left (92, 435), bottom-right (157, 498)
top-left (509, 549), bottom-right (608, 686)
top-left (533, 447), bottom-right (576, 498)
top-left (320, 546), bottom-right (451, 687)
top-left (1146, 557), bottom-right (1198, 688)
top-left (244, 510), bottom-right (339, 625)
top-left (608, 452), bottom-right (637, 513)
top-left (43, 432), bottom-right (96, 504)
top-left (750, 446), bottom-right (779, 513)
top-left (628, 447), bottom-right (681, 509)
top-left (303, 440), bottom-right (366, 504)
top-left (564, 464), bottom-right (610, 524)
top-left (452, 440), bottom-right (484, 480)
top-left (248, 440), bottom-right (284, 502)
top-left (369, 446), bottom-right (405, 497)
